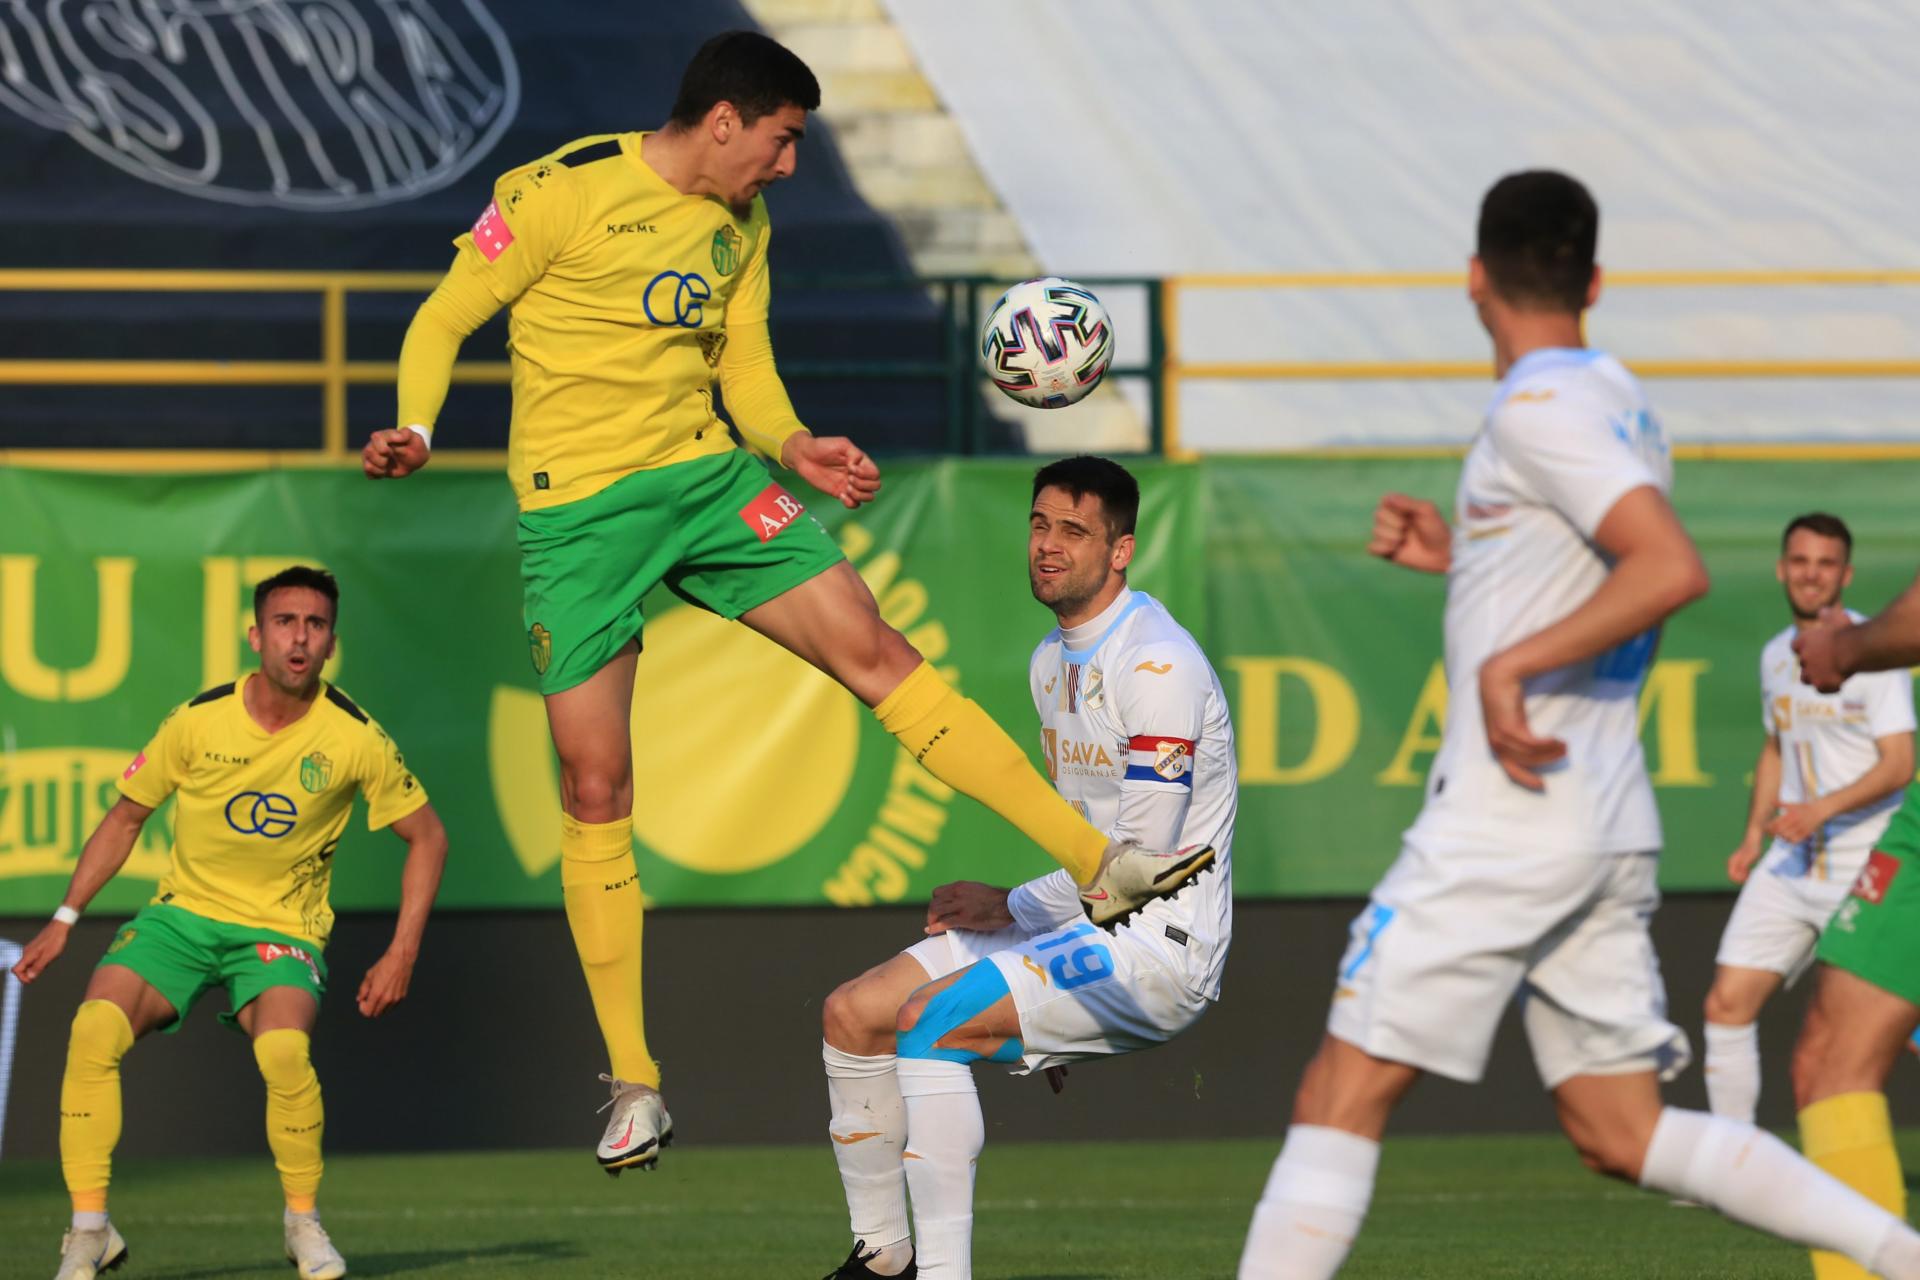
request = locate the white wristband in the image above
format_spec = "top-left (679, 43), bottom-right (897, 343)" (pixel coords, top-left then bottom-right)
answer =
top-left (52, 904), bottom-right (80, 926)
top-left (404, 423), bottom-right (433, 451)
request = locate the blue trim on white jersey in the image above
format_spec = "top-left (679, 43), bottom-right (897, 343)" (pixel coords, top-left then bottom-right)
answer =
top-left (1060, 591), bottom-right (1152, 665)
top-left (1124, 763), bottom-right (1194, 788)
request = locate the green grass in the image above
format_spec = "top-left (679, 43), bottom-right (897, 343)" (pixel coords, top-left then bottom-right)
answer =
top-left (2, 1132), bottom-right (1907, 1278)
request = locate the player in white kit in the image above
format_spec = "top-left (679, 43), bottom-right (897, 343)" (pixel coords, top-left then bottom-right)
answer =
top-left (816, 456), bottom-right (1230, 1279)
top-left (1702, 514), bottom-right (1914, 1123)
top-left (1237, 170), bottom-right (1920, 1280)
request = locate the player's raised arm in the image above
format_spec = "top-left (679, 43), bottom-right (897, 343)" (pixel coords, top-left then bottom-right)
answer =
top-left (10, 797), bottom-right (154, 984)
top-left (372, 160), bottom-right (581, 479)
top-left (1479, 485), bottom-right (1710, 788)
top-left (356, 802), bottom-right (448, 1018)
top-left (1797, 569), bottom-right (1920, 690)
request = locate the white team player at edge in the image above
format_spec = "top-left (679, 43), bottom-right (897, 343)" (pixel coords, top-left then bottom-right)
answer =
top-left (1702, 514), bottom-right (1915, 1123)
top-left (816, 455), bottom-right (1233, 1279)
top-left (1237, 170), bottom-right (1920, 1280)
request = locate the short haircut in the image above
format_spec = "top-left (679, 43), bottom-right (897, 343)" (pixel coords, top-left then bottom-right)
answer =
top-left (1477, 170), bottom-right (1599, 313)
top-left (253, 566), bottom-right (339, 626)
top-left (1032, 455), bottom-right (1139, 540)
top-left (668, 30), bottom-right (820, 128)
top-left (1782, 512), bottom-right (1853, 559)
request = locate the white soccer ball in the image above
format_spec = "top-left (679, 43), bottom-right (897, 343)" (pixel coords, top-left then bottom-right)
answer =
top-left (980, 277), bottom-right (1114, 409)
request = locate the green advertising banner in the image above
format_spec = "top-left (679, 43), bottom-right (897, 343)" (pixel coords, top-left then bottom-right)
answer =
top-left (1, 458), bottom-right (1915, 914)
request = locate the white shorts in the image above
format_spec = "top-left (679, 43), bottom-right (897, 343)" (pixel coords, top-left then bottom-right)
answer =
top-left (1327, 842), bottom-right (1691, 1090)
top-left (904, 918), bottom-right (1210, 1074)
top-left (1715, 841), bottom-right (1863, 980)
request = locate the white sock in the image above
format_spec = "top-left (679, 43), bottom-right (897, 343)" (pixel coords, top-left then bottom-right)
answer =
top-left (824, 1041), bottom-right (913, 1272)
top-left (1703, 1021), bottom-right (1761, 1123)
top-left (1238, 1125), bottom-right (1380, 1280)
top-left (1639, 1107), bottom-right (1919, 1272)
top-left (896, 1057), bottom-right (982, 1280)
top-left (71, 1211), bottom-right (108, 1232)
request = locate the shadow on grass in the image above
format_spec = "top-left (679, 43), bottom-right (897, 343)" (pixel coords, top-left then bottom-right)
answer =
top-left (138, 1239), bottom-right (582, 1278)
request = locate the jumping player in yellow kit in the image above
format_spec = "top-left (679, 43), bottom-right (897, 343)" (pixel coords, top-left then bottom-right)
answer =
top-left (363, 30), bottom-right (1211, 1174)
top-left (12, 568), bottom-right (449, 1280)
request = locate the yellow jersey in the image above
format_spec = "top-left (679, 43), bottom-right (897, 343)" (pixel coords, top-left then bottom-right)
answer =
top-left (117, 676), bottom-right (428, 949)
top-left (455, 132), bottom-right (783, 510)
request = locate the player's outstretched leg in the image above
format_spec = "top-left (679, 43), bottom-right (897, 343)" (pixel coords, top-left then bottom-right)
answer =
top-left (56, 1000), bottom-right (134, 1280)
top-left (743, 568), bottom-right (1212, 919)
top-left (1792, 965), bottom-right (1918, 1280)
top-left (1549, 1072), bottom-right (1920, 1279)
top-left (821, 955), bottom-right (931, 1278)
top-left (251, 1028), bottom-right (345, 1279)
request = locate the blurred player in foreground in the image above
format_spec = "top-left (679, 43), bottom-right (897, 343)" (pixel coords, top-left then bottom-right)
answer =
top-left (1236, 171), bottom-right (1920, 1279)
top-left (366, 30), bottom-right (1209, 1172)
top-left (816, 457), bottom-right (1235, 1279)
top-left (1790, 569), bottom-right (1920, 1279)
top-left (12, 568), bottom-right (447, 1280)
top-left (1701, 514), bottom-right (1912, 1125)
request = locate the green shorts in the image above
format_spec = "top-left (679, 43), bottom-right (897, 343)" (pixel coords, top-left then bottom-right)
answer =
top-left (1816, 784), bottom-right (1920, 1006)
top-left (97, 903), bottom-right (328, 1035)
top-left (518, 449), bottom-right (845, 694)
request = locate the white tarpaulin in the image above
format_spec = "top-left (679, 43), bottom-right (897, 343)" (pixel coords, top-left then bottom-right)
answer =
top-left (885, 0), bottom-right (1920, 446)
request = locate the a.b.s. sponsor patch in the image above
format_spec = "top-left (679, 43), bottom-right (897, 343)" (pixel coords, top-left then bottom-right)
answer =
top-left (255, 942), bottom-right (322, 986)
top-left (739, 483), bottom-right (805, 543)
top-left (1852, 849), bottom-right (1902, 905)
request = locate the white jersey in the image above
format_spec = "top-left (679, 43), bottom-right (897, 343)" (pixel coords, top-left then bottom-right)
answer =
top-left (1007, 588), bottom-right (1236, 999)
top-left (1408, 348), bottom-right (1674, 858)
top-left (1759, 614), bottom-right (1914, 867)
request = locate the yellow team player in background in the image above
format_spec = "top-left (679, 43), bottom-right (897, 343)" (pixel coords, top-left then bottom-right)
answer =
top-left (362, 30), bottom-right (1211, 1173)
top-left (12, 567), bottom-right (449, 1280)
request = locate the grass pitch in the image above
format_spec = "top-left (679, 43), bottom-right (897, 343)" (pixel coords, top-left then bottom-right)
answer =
top-left (1, 1132), bottom-right (1896, 1278)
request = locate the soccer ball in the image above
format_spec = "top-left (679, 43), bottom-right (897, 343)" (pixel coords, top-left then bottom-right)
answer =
top-left (980, 277), bottom-right (1114, 409)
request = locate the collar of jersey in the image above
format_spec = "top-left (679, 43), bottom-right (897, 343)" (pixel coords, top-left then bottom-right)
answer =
top-left (1489, 346), bottom-right (1606, 412)
top-left (1059, 589), bottom-right (1149, 665)
top-left (232, 673), bottom-right (324, 740)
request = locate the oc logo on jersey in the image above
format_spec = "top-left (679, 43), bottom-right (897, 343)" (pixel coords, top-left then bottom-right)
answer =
top-left (644, 270), bottom-right (712, 328)
top-left (226, 791), bottom-right (298, 838)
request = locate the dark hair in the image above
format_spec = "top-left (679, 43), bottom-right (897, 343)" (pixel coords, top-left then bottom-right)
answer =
top-left (1477, 170), bottom-right (1599, 313)
top-left (1782, 512), bottom-right (1853, 559)
top-left (1032, 455), bottom-right (1139, 540)
top-left (668, 31), bottom-right (820, 128)
top-left (253, 566), bottom-right (339, 626)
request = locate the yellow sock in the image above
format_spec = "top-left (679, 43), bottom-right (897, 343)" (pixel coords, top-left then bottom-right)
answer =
top-left (561, 814), bottom-right (659, 1087)
top-left (61, 1000), bottom-right (132, 1214)
top-left (1800, 1091), bottom-right (1905, 1280)
top-left (253, 1028), bottom-right (324, 1210)
top-left (875, 661), bottom-right (1109, 884)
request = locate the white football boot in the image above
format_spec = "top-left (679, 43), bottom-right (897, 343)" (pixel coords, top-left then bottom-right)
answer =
top-left (284, 1212), bottom-right (347, 1280)
top-left (596, 1073), bottom-right (673, 1175)
top-left (54, 1223), bottom-right (127, 1280)
top-left (1079, 840), bottom-right (1216, 926)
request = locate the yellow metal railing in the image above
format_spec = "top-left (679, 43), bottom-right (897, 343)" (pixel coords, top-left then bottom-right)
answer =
top-left (0, 269), bottom-right (510, 469)
top-left (3, 268), bottom-right (1920, 467)
top-left (1160, 269), bottom-right (1920, 458)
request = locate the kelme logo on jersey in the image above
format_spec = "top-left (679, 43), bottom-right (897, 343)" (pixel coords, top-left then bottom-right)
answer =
top-left (711, 225), bottom-right (742, 276)
top-left (529, 624), bottom-right (552, 675)
top-left (643, 270), bottom-right (712, 328)
top-left (225, 791), bottom-right (298, 838)
top-left (299, 751), bottom-right (332, 793)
